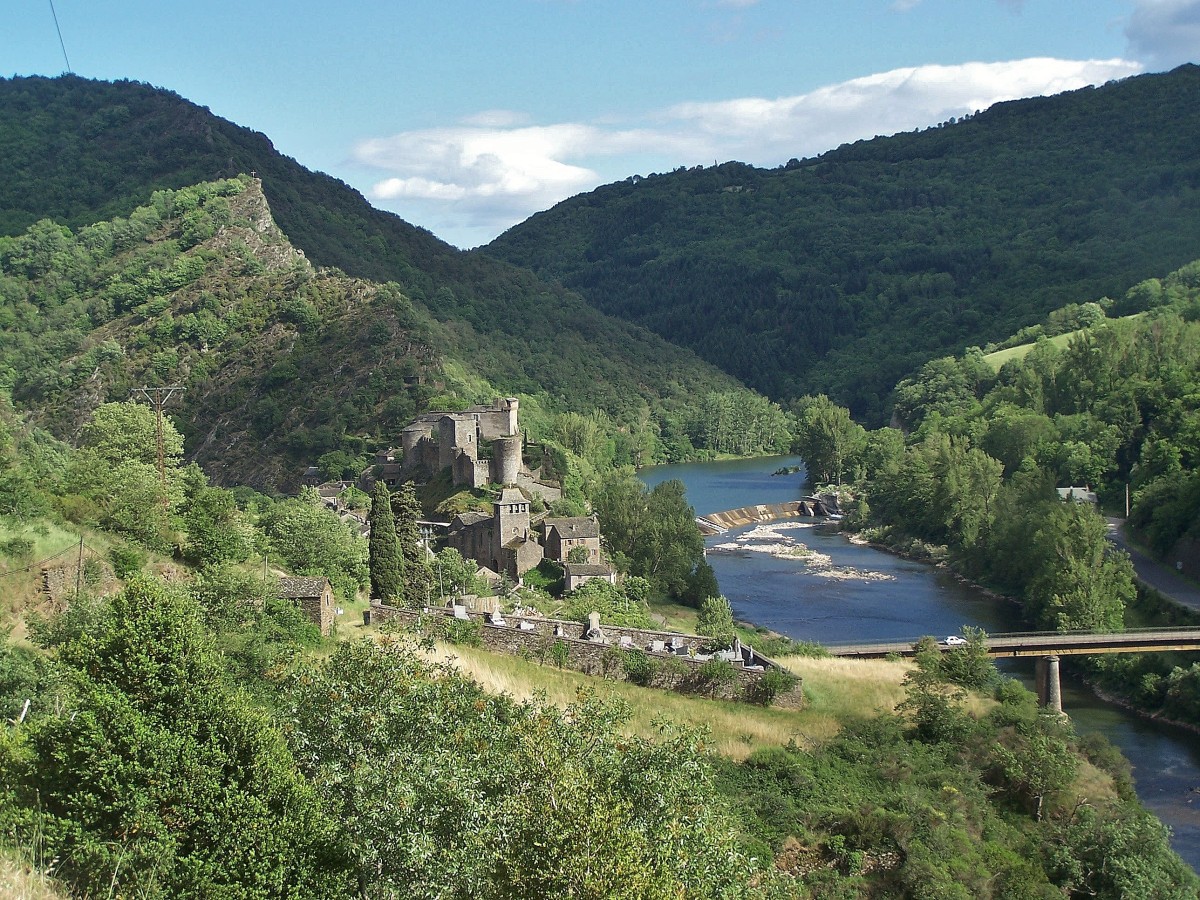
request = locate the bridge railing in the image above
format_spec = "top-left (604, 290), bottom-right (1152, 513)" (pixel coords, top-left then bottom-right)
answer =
top-left (832, 626), bottom-right (1200, 649)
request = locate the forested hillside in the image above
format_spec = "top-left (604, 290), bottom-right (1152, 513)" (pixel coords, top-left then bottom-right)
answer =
top-left (0, 75), bottom-right (764, 472)
top-left (798, 255), bottom-right (1200, 727)
top-left (0, 175), bottom-right (799, 489)
top-left (486, 65), bottom-right (1200, 424)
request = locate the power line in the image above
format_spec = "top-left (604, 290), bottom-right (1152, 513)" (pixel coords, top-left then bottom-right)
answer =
top-left (47, 0), bottom-right (72, 74)
top-left (0, 542), bottom-right (83, 578)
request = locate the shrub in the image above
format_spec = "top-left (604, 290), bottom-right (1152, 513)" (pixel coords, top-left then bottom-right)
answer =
top-left (620, 649), bottom-right (660, 686)
top-left (549, 639), bottom-right (570, 669)
top-left (744, 668), bottom-right (800, 706)
top-left (0, 537), bottom-right (34, 561)
top-left (441, 616), bottom-right (482, 647)
top-left (108, 543), bottom-right (147, 578)
top-left (689, 659), bottom-right (738, 698)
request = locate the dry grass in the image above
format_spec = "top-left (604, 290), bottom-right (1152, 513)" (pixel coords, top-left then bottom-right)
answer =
top-left (420, 642), bottom-right (922, 760)
top-left (331, 614), bottom-right (1008, 761)
top-left (0, 847), bottom-right (68, 900)
top-left (777, 654), bottom-right (913, 717)
top-left (1067, 759), bottom-right (1120, 807)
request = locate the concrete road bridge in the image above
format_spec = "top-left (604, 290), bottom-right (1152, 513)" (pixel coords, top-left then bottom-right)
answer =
top-left (824, 628), bottom-right (1200, 713)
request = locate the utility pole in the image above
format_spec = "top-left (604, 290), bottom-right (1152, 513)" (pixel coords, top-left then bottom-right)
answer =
top-left (131, 385), bottom-right (183, 506)
top-left (75, 534), bottom-right (84, 598)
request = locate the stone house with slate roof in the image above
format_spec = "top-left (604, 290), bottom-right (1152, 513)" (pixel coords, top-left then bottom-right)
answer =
top-left (278, 576), bottom-right (335, 635)
top-left (543, 515), bottom-right (602, 565)
top-left (448, 490), bottom-right (616, 587)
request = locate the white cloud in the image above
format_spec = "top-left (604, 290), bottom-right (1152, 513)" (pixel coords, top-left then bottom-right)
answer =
top-left (1126, 0), bottom-right (1200, 69)
top-left (662, 58), bottom-right (1141, 164)
top-left (353, 57), bottom-right (1141, 248)
top-left (460, 109), bottom-right (532, 128)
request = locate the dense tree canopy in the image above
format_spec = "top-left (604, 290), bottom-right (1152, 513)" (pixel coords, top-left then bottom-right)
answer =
top-left (0, 75), bottom-right (772, 485)
top-left (594, 474), bottom-right (707, 602)
top-left (489, 66), bottom-right (1200, 424)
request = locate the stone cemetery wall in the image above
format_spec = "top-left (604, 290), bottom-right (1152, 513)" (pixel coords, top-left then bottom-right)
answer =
top-left (367, 602), bottom-right (804, 709)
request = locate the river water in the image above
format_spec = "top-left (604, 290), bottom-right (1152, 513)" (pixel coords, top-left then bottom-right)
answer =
top-left (639, 455), bottom-right (1200, 872)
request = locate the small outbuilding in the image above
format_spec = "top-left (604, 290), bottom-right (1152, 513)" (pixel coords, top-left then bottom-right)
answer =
top-left (278, 575), bottom-right (335, 635)
top-left (1056, 486), bottom-right (1098, 504)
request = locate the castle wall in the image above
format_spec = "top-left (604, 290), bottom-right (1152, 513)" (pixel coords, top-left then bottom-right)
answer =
top-left (452, 450), bottom-right (478, 488)
top-left (474, 397), bottom-right (519, 440)
top-left (513, 473), bottom-right (561, 503)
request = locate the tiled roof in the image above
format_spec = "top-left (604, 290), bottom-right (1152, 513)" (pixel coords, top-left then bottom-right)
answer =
top-left (278, 576), bottom-right (330, 598)
top-left (546, 517), bottom-right (599, 539)
top-left (498, 487), bottom-right (527, 505)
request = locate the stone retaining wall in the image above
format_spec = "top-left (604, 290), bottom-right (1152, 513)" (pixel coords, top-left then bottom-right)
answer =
top-left (368, 602), bottom-right (804, 709)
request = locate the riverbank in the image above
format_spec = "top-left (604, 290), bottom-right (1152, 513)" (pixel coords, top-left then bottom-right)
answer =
top-left (638, 454), bottom-right (1200, 873)
top-left (842, 521), bottom-right (1200, 734)
top-left (845, 527), bottom-right (1023, 608)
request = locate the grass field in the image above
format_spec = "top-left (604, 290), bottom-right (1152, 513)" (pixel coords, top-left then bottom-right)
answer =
top-left (407, 638), bottom-right (918, 760)
top-left (982, 330), bottom-right (1079, 370)
top-left (982, 313), bottom-right (1144, 371)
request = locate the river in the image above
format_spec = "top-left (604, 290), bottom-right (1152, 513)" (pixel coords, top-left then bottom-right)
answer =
top-left (639, 454), bottom-right (1200, 872)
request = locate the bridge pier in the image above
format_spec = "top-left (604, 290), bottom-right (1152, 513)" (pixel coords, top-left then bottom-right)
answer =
top-left (1035, 655), bottom-right (1063, 714)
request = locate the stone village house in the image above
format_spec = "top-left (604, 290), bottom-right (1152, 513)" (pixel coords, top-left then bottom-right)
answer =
top-left (278, 576), bottom-right (336, 635)
top-left (445, 489), bottom-right (615, 585)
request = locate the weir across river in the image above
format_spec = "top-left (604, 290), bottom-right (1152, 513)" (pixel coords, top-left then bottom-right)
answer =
top-left (695, 497), bottom-right (837, 534)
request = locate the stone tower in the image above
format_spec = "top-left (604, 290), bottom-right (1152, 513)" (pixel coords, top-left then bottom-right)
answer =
top-left (500, 397), bottom-right (519, 438)
top-left (494, 487), bottom-right (530, 547)
top-left (438, 415), bottom-right (477, 470)
top-left (492, 434), bottom-right (521, 485)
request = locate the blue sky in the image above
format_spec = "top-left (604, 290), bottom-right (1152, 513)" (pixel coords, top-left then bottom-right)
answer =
top-left (9, 1), bottom-right (1199, 248)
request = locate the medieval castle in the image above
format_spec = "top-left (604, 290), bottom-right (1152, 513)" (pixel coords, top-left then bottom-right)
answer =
top-left (362, 398), bottom-right (613, 588)
top-left (364, 398), bottom-right (560, 502)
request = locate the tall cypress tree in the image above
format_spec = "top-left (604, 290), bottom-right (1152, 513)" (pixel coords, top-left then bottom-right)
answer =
top-left (368, 482), bottom-right (403, 603)
top-left (391, 482), bottom-right (433, 607)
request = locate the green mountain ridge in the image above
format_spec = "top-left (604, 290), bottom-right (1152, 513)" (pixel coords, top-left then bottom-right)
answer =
top-left (0, 76), bottom-right (763, 483)
top-left (484, 64), bottom-right (1200, 424)
top-left (1, 176), bottom-right (446, 490)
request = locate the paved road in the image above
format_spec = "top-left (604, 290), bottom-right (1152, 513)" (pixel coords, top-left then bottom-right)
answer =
top-left (1107, 517), bottom-right (1200, 614)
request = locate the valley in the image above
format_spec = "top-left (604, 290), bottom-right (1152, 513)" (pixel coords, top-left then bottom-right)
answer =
top-left (2, 67), bottom-right (1199, 898)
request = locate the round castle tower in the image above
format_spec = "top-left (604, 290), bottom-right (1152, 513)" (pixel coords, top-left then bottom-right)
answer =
top-left (401, 421), bottom-right (433, 454)
top-left (492, 434), bottom-right (521, 485)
